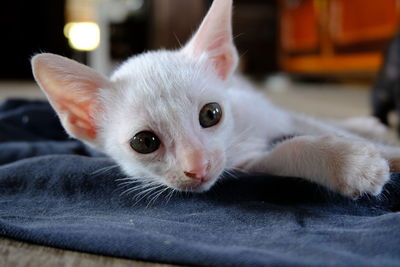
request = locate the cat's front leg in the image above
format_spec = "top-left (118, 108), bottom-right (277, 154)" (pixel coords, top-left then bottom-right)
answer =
top-left (246, 135), bottom-right (390, 198)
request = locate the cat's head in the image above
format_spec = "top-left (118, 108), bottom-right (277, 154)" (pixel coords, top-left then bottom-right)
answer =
top-left (31, 0), bottom-right (238, 192)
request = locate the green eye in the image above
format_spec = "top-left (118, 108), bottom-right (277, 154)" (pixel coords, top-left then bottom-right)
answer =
top-left (130, 131), bottom-right (161, 154)
top-left (199, 102), bottom-right (222, 128)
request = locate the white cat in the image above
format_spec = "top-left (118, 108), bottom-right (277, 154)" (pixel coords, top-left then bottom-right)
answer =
top-left (31, 0), bottom-right (400, 198)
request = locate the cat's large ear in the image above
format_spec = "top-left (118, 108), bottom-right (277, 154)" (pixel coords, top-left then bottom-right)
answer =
top-left (182, 0), bottom-right (238, 80)
top-left (31, 53), bottom-right (110, 146)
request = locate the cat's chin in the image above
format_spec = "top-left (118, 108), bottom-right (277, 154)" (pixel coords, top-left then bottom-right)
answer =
top-left (167, 175), bottom-right (218, 193)
top-left (175, 182), bottom-right (215, 193)
top-left (187, 179), bottom-right (216, 193)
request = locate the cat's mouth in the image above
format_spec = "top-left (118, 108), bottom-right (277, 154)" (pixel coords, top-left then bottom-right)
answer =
top-left (167, 168), bottom-right (223, 192)
top-left (185, 176), bottom-right (216, 192)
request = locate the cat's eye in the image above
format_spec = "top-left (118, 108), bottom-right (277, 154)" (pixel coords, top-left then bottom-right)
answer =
top-left (130, 131), bottom-right (161, 154)
top-left (199, 102), bottom-right (222, 128)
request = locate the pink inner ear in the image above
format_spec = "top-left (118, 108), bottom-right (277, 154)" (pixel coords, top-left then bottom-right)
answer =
top-left (56, 98), bottom-right (97, 140)
top-left (213, 50), bottom-right (234, 80)
top-left (191, 33), bottom-right (235, 79)
top-left (201, 30), bottom-right (230, 51)
top-left (182, 0), bottom-right (238, 80)
top-left (32, 53), bottom-right (110, 144)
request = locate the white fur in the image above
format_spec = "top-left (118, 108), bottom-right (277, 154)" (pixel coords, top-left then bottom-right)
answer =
top-left (97, 51), bottom-right (233, 191)
top-left (31, 0), bottom-right (400, 198)
top-left (92, 49), bottom-right (393, 197)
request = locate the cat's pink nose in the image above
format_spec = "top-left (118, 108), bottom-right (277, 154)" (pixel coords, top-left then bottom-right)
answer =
top-left (184, 161), bottom-right (210, 181)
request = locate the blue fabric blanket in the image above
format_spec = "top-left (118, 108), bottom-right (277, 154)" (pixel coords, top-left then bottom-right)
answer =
top-left (1, 99), bottom-right (400, 266)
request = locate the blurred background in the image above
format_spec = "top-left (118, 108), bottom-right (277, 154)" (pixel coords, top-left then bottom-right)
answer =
top-left (0, 0), bottom-right (399, 122)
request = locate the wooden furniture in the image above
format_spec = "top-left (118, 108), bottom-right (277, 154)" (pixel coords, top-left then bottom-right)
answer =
top-left (232, 0), bottom-right (278, 76)
top-left (279, 0), bottom-right (400, 76)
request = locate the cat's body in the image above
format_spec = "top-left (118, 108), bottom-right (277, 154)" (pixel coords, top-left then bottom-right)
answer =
top-left (32, 0), bottom-right (400, 198)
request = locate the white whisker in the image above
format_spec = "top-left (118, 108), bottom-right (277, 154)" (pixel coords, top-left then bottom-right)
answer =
top-left (164, 189), bottom-right (176, 204)
top-left (119, 180), bottom-right (161, 196)
top-left (90, 164), bottom-right (120, 177)
top-left (146, 186), bottom-right (169, 207)
top-left (132, 184), bottom-right (166, 204)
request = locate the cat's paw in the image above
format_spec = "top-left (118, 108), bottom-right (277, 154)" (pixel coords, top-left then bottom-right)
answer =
top-left (320, 136), bottom-right (390, 198)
